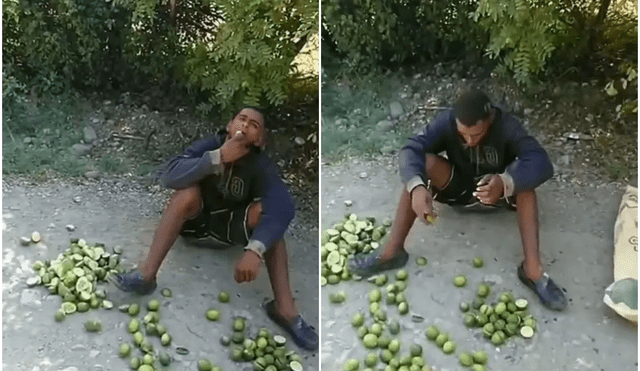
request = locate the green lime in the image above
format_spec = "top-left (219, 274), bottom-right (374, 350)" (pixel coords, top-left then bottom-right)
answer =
top-left (328, 274), bottom-right (340, 285)
top-left (515, 298), bottom-right (528, 310)
top-left (351, 312), bottom-right (365, 327)
top-left (395, 292), bottom-right (406, 304)
top-left (495, 301), bottom-right (507, 314)
top-left (137, 365), bottom-right (153, 371)
top-left (388, 320), bottom-right (400, 335)
top-left (320, 277), bottom-right (327, 286)
top-left (472, 350), bottom-right (488, 364)
top-left (159, 351), bottom-right (171, 366)
top-left (218, 291), bottom-right (230, 303)
top-left (380, 349), bottom-right (394, 363)
top-left (128, 319), bottom-right (140, 333)
top-left (386, 292), bottom-right (396, 305)
top-left (398, 301), bottom-right (409, 315)
top-left (54, 309), bottom-right (66, 322)
top-left (388, 339), bottom-right (400, 353)
top-left (368, 289), bottom-right (382, 302)
top-left (357, 326), bottom-right (368, 339)
top-left (133, 331), bottom-right (144, 346)
top-left (472, 298), bottom-right (485, 310)
top-left (442, 341), bottom-right (456, 354)
top-left (368, 301), bottom-right (379, 314)
top-left (206, 309), bottom-right (221, 321)
top-left (472, 365), bottom-right (487, 371)
top-left (459, 302), bottom-right (470, 312)
top-left (425, 325), bottom-right (439, 340)
top-left (220, 335), bottom-right (231, 346)
top-left (491, 332), bottom-right (503, 346)
top-left (374, 309), bottom-right (387, 322)
top-left (364, 352), bottom-right (378, 367)
top-left (155, 324), bottom-right (167, 336)
top-left (377, 335), bottom-right (391, 348)
top-left (344, 359), bottom-right (360, 371)
top-left (476, 313), bottom-right (489, 326)
top-left (395, 281), bottom-right (407, 291)
top-left (375, 274), bottom-right (388, 286)
top-left (147, 299), bottom-right (160, 311)
top-left (412, 356), bottom-right (425, 367)
top-left (416, 257), bottom-right (428, 266)
top-left (119, 343), bottom-right (132, 358)
top-left (363, 333), bottom-right (378, 348)
top-left (507, 302), bottom-right (518, 312)
top-left (198, 358), bottom-right (213, 371)
top-left (499, 291), bottom-right (513, 303)
top-left (396, 269), bottom-right (408, 281)
top-left (482, 323), bottom-right (495, 337)
top-left (145, 323), bottom-right (158, 336)
top-left (84, 319), bottom-right (102, 332)
top-left (77, 302), bottom-right (90, 313)
top-left (399, 355), bottom-right (412, 365)
top-left (75, 276), bottom-right (92, 293)
top-left (128, 303), bottom-right (140, 316)
top-left (130, 357), bottom-right (140, 369)
top-left (453, 275), bottom-right (467, 287)
top-left (161, 333), bottom-right (172, 346)
top-left (161, 288), bottom-right (172, 297)
top-left (409, 344), bottom-right (422, 357)
top-left (477, 283), bottom-right (491, 298)
top-left (472, 257), bottom-right (484, 268)
top-left (459, 352), bottom-right (473, 366)
top-left (435, 333), bottom-right (448, 347)
top-left (369, 323), bottom-right (383, 336)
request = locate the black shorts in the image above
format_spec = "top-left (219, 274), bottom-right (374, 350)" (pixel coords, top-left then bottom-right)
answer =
top-left (180, 201), bottom-right (253, 247)
top-left (429, 164), bottom-right (516, 210)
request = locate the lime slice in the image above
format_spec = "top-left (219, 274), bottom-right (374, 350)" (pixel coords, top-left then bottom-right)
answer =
top-left (326, 229), bottom-right (339, 236)
top-left (289, 361), bottom-right (303, 371)
top-left (320, 277), bottom-right (327, 286)
top-left (78, 291), bottom-right (92, 302)
top-left (26, 276), bottom-right (41, 287)
top-left (520, 325), bottom-right (534, 338)
top-left (326, 251), bottom-right (340, 265)
top-left (273, 335), bottom-right (286, 347)
top-left (61, 302), bottom-right (77, 314)
top-left (31, 231), bottom-right (41, 243)
top-left (515, 299), bottom-right (528, 310)
top-left (75, 276), bottom-right (92, 293)
top-left (330, 264), bottom-right (343, 274)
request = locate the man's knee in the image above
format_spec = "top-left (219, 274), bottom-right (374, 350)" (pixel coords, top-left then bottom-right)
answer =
top-left (425, 154), bottom-right (452, 190)
top-left (167, 186), bottom-right (202, 218)
top-left (246, 201), bottom-right (263, 230)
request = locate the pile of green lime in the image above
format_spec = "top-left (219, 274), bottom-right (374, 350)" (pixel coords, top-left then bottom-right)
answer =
top-left (219, 317), bottom-right (304, 370)
top-left (30, 238), bottom-right (122, 321)
top-left (119, 298), bottom-right (175, 370)
top-left (321, 214), bottom-right (392, 286)
top-left (460, 287), bottom-right (539, 346)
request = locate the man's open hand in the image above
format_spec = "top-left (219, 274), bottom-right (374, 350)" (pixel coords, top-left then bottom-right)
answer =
top-left (411, 186), bottom-right (437, 225)
top-left (474, 174), bottom-right (503, 205)
top-left (234, 250), bottom-right (261, 283)
top-left (220, 132), bottom-right (250, 164)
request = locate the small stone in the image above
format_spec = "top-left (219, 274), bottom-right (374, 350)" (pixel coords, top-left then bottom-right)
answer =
top-left (84, 126), bottom-right (98, 142)
top-left (23, 137), bottom-right (32, 144)
top-left (71, 144), bottom-right (92, 157)
top-left (377, 120), bottom-right (394, 132)
top-left (20, 237), bottom-right (31, 246)
top-left (558, 155), bottom-right (571, 166)
top-left (359, 172), bottom-right (368, 179)
top-left (66, 225), bottom-right (76, 231)
top-left (390, 102), bottom-right (404, 118)
top-left (85, 171), bottom-right (100, 179)
top-left (294, 137), bottom-right (305, 146)
top-left (381, 146), bottom-right (395, 155)
top-left (89, 350), bottom-right (100, 358)
top-left (71, 344), bottom-right (87, 351)
top-left (344, 200), bottom-right (353, 207)
top-left (73, 196), bottom-right (82, 203)
top-left (61, 367), bottom-right (79, 371)
top-left (524, 108), bottom-right (534, 116)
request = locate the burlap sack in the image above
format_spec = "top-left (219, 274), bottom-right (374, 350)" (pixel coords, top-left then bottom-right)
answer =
top-left (603, 185), bottom-right (638, 323)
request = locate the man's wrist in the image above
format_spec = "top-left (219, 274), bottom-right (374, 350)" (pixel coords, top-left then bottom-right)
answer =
top-left (245, 240), bottom-right (266, 260)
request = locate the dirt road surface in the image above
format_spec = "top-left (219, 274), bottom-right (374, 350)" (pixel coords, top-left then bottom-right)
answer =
top-left (3, 177), bottom-right (319, 371)
top-left (320, 156), bottom-right (637, 371)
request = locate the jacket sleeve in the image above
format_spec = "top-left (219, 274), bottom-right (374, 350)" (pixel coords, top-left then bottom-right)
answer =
top-left (158, 136), bottom-right (224, 189)
top-left (247, 156), bottom-right (295, 252)
top-left (398, 111), bottom-right (449, 185)
top-left (500, 118), bottom-right (554, 195)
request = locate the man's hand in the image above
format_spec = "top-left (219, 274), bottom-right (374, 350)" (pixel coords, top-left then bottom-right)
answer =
top-left (234, 250), bottom-right (261, 283)
top-left (474, 174), bottom-right (503, 205)
top-left (410, 186), bottom-right (437, 225)
top-left (220, 132), bottom-right (250, 164)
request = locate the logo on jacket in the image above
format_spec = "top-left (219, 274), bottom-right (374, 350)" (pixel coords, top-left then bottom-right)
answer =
top-left (484, 146), bottom-right (499, 166)
top-left (230, 177), bottom-right (245, 198)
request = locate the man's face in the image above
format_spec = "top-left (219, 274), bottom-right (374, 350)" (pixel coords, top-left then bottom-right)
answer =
top-left (226, 108), bottom-right (265, 147)
top-left (456, 117), bottom-right (490, 148)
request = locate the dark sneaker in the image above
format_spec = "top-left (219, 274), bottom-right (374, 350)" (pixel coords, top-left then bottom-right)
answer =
top-left (517, 263), bottom-right (567, 311)
top-left (347, 248), bottom-right (409, 278)
top-left (109, 270), bottom-right (157, 295)
top-left (263, 300), bottom-right (318, 351)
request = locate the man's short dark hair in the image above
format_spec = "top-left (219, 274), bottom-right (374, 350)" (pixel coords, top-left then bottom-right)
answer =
top-left (454, 90), bottom-right (492, 127)
top-left (233, 106), bottom-right (267, 126)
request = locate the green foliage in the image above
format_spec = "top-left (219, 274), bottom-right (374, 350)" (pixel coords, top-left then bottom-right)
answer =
top-left (605, 62), bottom-right (637, 119)
top-left (322, 0), bottom-right (485, 72)
top-left (473, 0), bottom-right (567, 85)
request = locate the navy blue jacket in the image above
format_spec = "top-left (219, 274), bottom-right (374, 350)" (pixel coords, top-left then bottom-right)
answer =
top-left (399, 107), bottom-right (553, 195)
top-left (158, 131), bottom-right (295, 251)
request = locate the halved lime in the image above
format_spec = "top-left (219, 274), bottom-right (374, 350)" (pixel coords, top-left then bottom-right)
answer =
top-left (326, 251), bottom-right (341, 265)
top-left (61, 302), bottom-right (77, 314)
top-left (515, 299), bottom-right (528, 310)
top-left (75, 276), bottom-right (92, 293)
top-left (273, 335), bottom-right (286, 347)
top-left (520, 325), bottom-right (534, 338)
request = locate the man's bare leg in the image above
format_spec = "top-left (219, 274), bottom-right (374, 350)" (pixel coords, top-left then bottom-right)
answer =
top-left (139, 186), bottom-right (202, 282)
top-left (244, 202), bottom-right (298, 321)
top-left (516, 189), bottom-right (543, 281)
top-left (379, 154), bottom-right (452, 262)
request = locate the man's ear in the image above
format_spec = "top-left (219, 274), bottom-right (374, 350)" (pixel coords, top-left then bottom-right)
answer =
top-left (256, 129), bottom-right (268, 150)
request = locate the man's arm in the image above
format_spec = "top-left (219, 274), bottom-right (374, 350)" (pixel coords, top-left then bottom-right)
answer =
top-left (158, 136), bottom-right (225, 189)
top-left (398, 111), bottom-right (449, 193)
top-left (498, 117), bottom-right (554, 197)
top-left (244, 156), bottom-right (295, 256)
